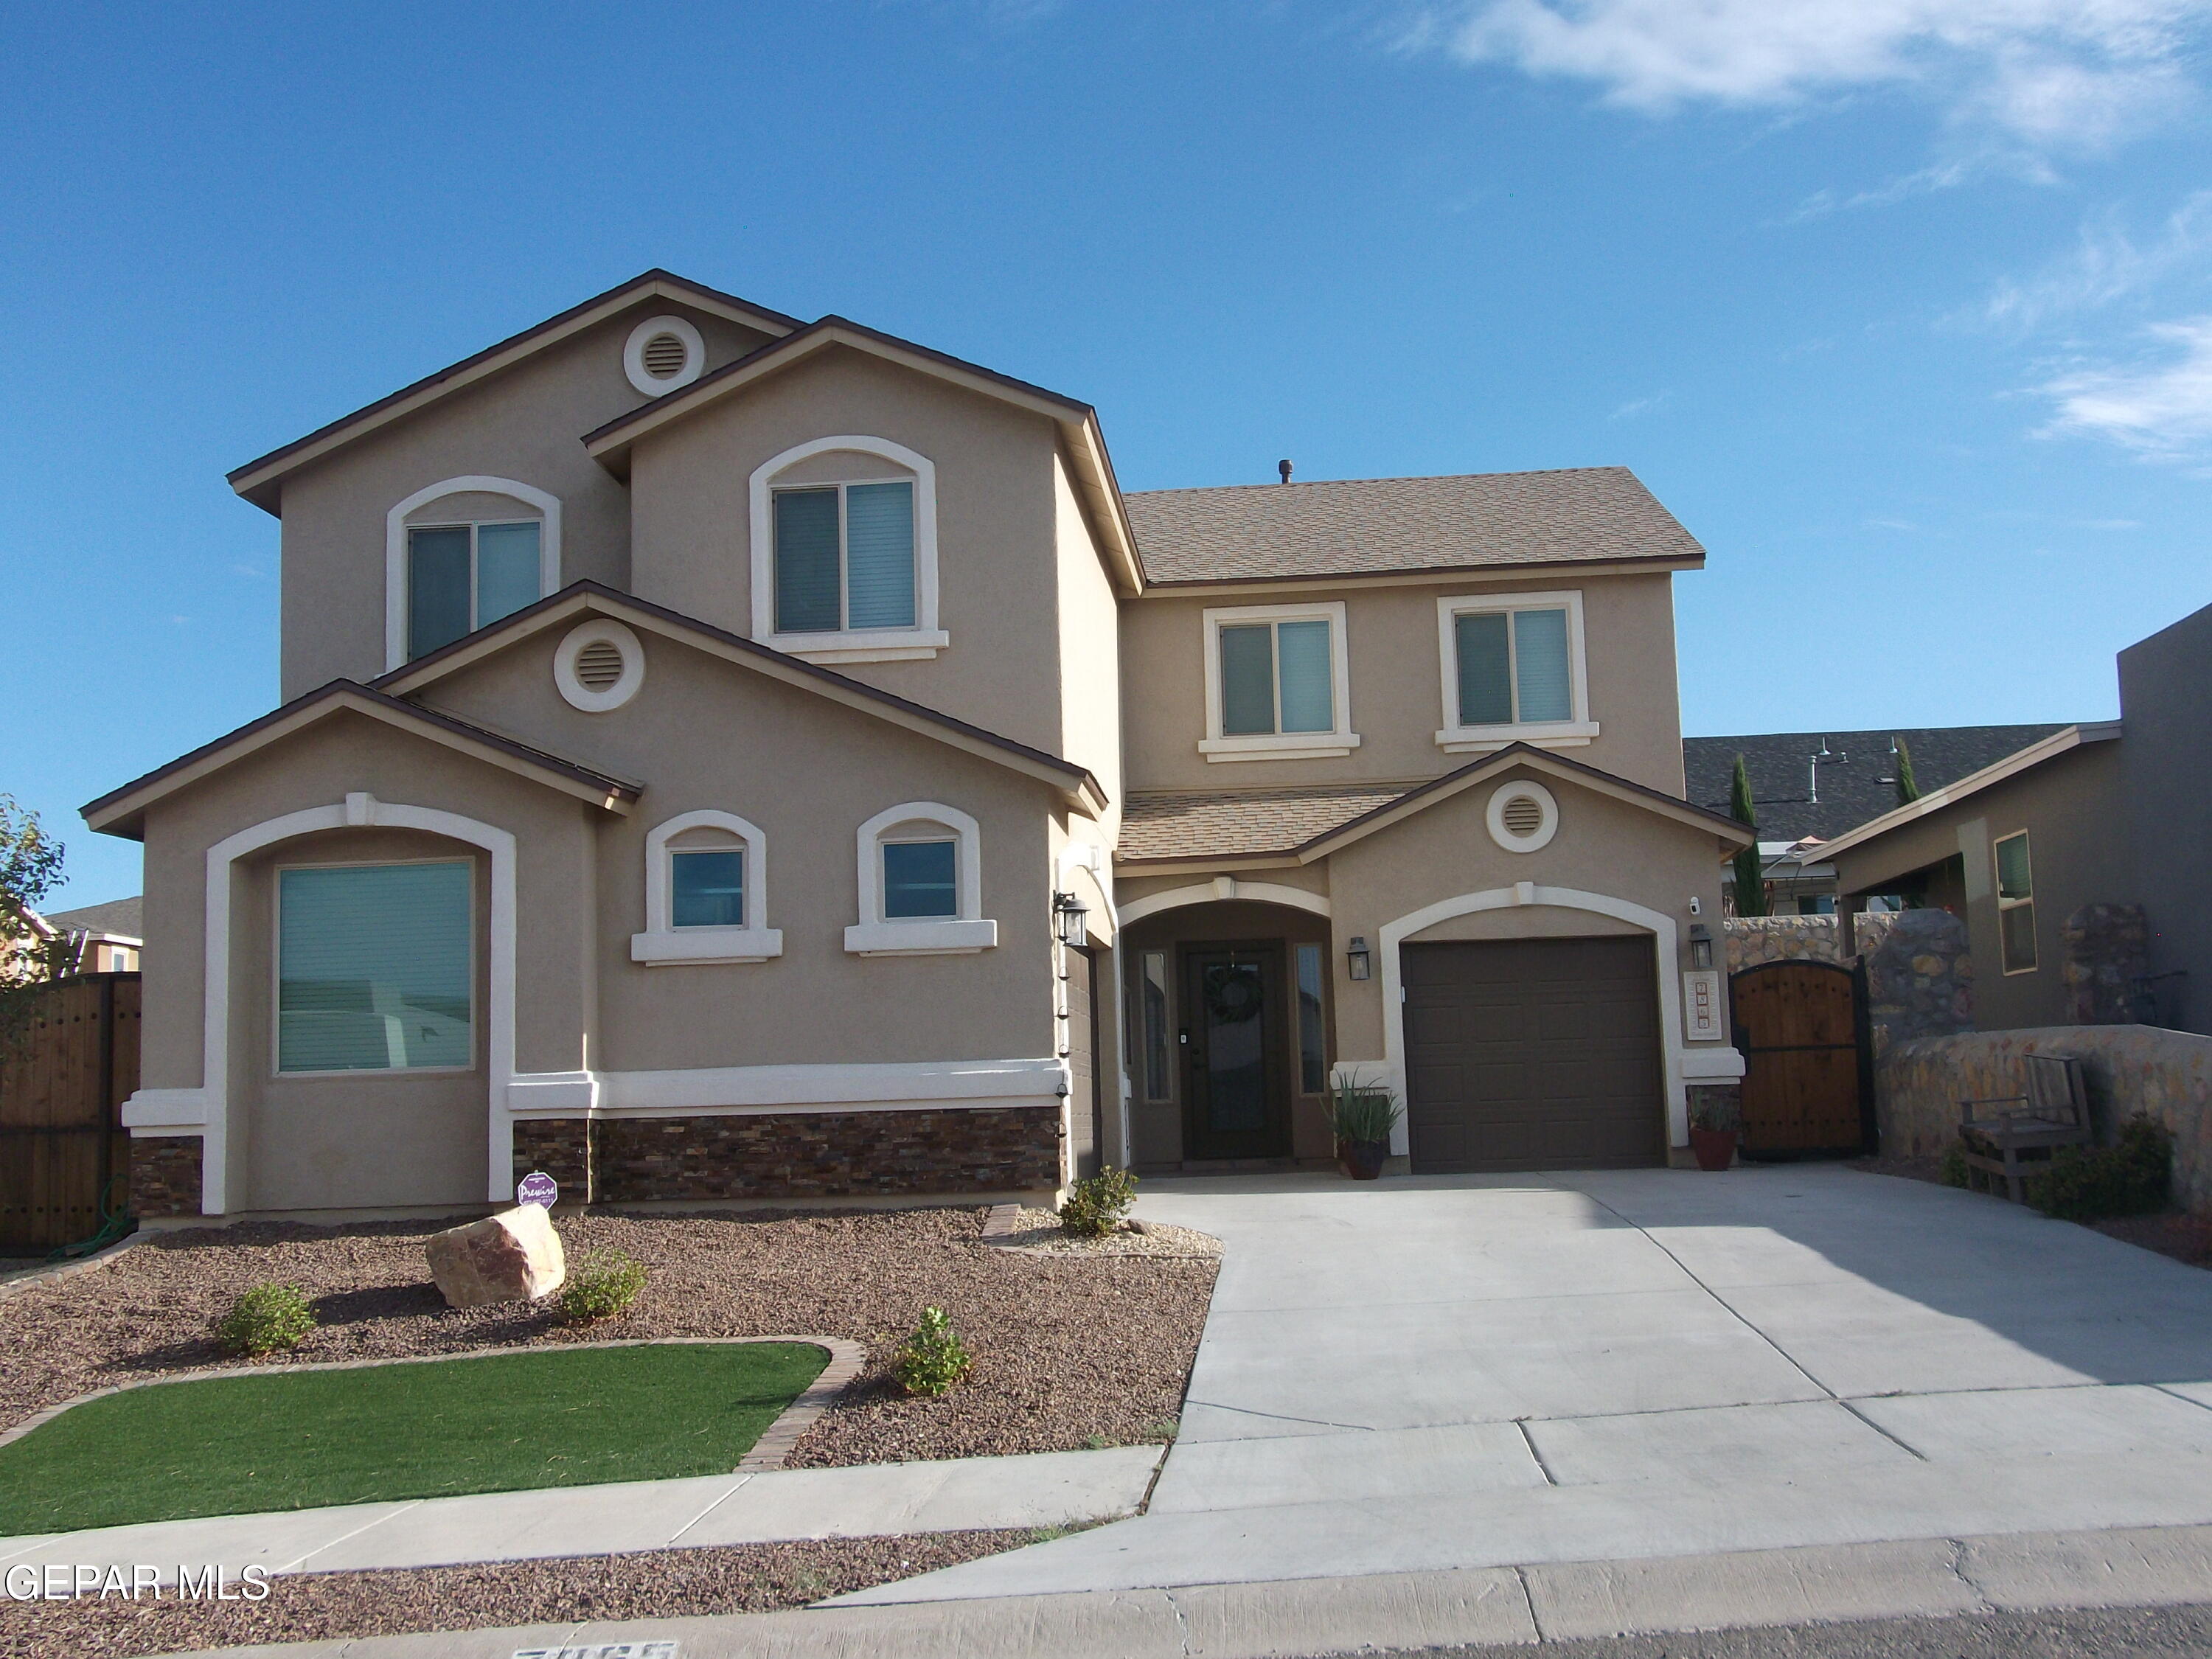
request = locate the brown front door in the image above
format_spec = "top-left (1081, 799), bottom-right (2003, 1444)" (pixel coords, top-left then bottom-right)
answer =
top-left (1730, 961), bottom-right (1869, 1155)
top-left (1182, 945), bottom-right (1290, 1161)
top-left (1402, 937), bottom-right (1665, 1173)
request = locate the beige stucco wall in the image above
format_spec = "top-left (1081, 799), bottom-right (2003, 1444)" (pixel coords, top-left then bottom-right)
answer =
top-left (274, 302), bottom-right (778, 698)
top-left (134, 711), bottom-right (602, 1212)
top-left (1831, 740), bottom-right (2132, 1032)
top-left (625, 345), bottom-right (1086, 758)
top-left (1055, 451), bottom-right (1123, 830)
top-left (420, 623), bottom-right (1063, 1068)
top-left (1116, 572), bottom-right (1686, 795)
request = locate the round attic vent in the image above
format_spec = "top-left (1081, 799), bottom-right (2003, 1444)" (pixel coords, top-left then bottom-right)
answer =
top-left (554, 619), bottom-right (645, 712)
top-left (622, 316), bottom-right (705, 396)
top-left (1500, 795), bottom-right (1544, 837)
top-left (1486, 781), bottom-right (1559, 853)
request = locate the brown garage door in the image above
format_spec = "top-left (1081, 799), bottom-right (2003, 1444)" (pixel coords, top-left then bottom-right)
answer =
top-left (1402, 936), bottom-right (1665, 1173)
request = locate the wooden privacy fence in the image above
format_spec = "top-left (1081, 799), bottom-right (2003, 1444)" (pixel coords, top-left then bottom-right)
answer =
top-left (1729, 959), bottom-right (1875, 1158)
top-left (0, 974), bottom-right (139, 1251)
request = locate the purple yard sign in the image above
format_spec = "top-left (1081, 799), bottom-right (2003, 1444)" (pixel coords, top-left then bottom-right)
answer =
top-left (515, 1171), bottom-right (558, 1208)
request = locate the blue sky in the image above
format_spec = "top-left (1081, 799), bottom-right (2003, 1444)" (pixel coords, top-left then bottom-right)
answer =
top-left (6, 1), bottom-right (2210, 908)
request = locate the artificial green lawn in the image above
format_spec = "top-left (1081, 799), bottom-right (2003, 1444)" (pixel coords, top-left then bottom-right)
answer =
top-left (0, 1341), bottom-right (828, 1536)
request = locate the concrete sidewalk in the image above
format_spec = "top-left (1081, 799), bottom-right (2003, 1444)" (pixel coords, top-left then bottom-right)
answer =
top-left (0, 1445), bottom-right (1161, 1587)
top-left (161, 1522), bottom-right (2212, 1658)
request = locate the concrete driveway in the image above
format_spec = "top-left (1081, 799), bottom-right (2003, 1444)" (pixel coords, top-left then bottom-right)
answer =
top-left (849, 1163), bottom-right (2212, 1602)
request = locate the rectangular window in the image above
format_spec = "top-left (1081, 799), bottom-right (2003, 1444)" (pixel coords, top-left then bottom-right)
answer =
top-left (1141, 950), bottom-right (1170, 1102)
top-left (1994, 831), bottom-right (2037, 974)
top-left (671, 849), bottom-right (745, 928)
top-left (407, 521), bottom-right (543, 660)
top-left (1453, 602), bottom-right (1575, 728)
top-left (1216, 616), bottom-right (1338, 737)
top-left (882, 839), bottom-right (957, 919)
top-left (277, 862), bottom-right (472, 1074)
top-left (1295, 942), bottom-right (1326, 1096)
top-left (773, 481), bottom-right (916, 635)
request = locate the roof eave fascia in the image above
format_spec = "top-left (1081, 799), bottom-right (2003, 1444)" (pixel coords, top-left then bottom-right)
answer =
top-left (1110, 852), bottom-right (1307, 876)
top-left (82, 686), bottom-right (639, 841)
top-left (1819, 722), bottom-right (2118, 863)
top-left (226, 274), bottom-right (801, 513)
top-left (1134, 556), bottom-right (1703, 600)
top-left (1063, 414), bottom-right (1145, 595)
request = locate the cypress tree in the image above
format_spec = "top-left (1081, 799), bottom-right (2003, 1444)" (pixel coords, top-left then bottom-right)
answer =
top-left (1893, 735), bottom-right (1921, 806)
top-left (1728, 754), bottom-right (1767, 916)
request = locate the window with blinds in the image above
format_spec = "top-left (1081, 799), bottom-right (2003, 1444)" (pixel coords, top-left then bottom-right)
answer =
top-left (772, 481), bottom-right (917, 635)
top-left (882, 839), bottom-right (958, 919)
top-left (277, 862), bottom-right (473, 1073)
top-left (1994, 831), bottom-right (2037, 974)
top-left (407, 521), bottom-right (543, 660)
top-left (671, 848), bottom-right (745, 928)
top-left (1453, 604), bottom-right (1575, 728)
top-left (1218, 617), bottom-right (1336, 737)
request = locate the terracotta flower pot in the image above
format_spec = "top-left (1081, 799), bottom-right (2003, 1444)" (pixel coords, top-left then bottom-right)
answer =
top-left (1689, 1127), bottom-right (1738, 1172)
top-left (1345, 1138), bottom-right (1389, 1180)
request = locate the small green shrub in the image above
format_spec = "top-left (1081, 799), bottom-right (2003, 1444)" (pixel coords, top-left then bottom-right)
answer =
top-left (558, 1248), bottom-right (647, 1324)
top-left (1329, 1071), bottom-right (1404, 1144)
top-left (215, 1284), bottom-right (316, 1357)
top-left (893, 1306), bottom-right (973, 1398)
top-left (1938, 1141), bottom-right (1970, 1188)
top-left (2025, 1116), bottom-right (2173, 1221)
top-left (1059, 1166), bottom-right (1138, 1237)
top-left (1688, 1092), bottom-right (1742, 1134)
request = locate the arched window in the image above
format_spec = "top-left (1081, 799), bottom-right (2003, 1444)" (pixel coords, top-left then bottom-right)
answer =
top-left (748, 437), bottom-right (945, 664)
top-left (845, 802), bottom-right (996, 956)
top-left (386, 477), bottom-right (563, 669)
top-left (631, 810), bottom-right (782, 965)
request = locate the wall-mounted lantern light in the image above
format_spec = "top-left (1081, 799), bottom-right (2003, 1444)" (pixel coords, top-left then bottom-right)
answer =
top-left (1052, 891), bottom-right (1091, 950)
top-left (1688, 923), bottom-right (1714, 972)
top-left (1346, 936), bottom-right (1372, 981)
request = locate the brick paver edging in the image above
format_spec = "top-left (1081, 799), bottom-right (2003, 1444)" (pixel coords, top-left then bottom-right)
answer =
top-left (0, 1234), bottom-right (142, 1302)
top-left (0, 1334), bottom-right (868, 1472)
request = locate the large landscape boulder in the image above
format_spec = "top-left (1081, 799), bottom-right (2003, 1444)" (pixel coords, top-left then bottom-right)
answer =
top-left (425, 1205), bottom-right (566, 1307)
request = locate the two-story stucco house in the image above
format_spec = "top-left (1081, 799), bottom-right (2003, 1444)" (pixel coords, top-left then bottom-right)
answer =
top-left (86, 271), bottom-right (1753, 1221)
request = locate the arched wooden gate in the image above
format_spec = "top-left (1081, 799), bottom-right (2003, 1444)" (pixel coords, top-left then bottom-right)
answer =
top-left (1728, 960), bottom-right (1874, 1158)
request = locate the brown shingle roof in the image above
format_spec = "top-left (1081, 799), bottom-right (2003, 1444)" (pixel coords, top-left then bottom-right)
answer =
top-left (1119, 785), bottom-right (1406, 863)
top-left (1124, 467), bottom-right (1705, 585)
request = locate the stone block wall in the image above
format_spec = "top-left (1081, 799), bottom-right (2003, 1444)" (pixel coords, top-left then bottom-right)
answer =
top-left (511, 1106), bottom-right (1065, 1205)
top-left (130, 1135), bottom-right (202, 1219)
top-left (2063, 903), bottom-right (2151, 1025)
top-left (1876, 1025), bottom-right (2212, 1214)
top-left (1864, 908), bottom-right (1973, 1060)
top-left (1724, 915), bottom-right (1847, 972)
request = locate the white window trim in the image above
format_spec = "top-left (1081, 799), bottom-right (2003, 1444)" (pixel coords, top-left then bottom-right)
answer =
top-left (1994, 828), bottom-right (2037, 976)
top-left (386, 477), bottom-right (562, 672)
top-left (1199, 600), bottom-right (1360, 763)
top-left (554, 619), bottom-right (647, 713)
top-left (271, 856), bottom-right (477, 1078)
top-left (749, 436), bottom-right (945, 664)
top-left (622, 315), bottom-right (706, 397)
top-left (632, 810), bottom-right (783, 966)
top-left (846, 801), bottom-right (997, 956)
top-left (1434, 590), bottom-right (1599, 753)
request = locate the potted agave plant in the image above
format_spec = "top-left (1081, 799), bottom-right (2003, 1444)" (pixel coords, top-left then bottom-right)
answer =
top-left (1688, 1091), bottom-right (1742, 1172)
top-left (1329, 1072), bottom-right (1404, 1181)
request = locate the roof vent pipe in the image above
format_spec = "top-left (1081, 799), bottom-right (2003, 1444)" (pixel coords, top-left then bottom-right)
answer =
top-left (1278, 459), bottom-right (1293, 484)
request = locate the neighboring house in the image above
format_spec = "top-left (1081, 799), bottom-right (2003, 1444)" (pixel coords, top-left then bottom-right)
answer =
top-left (1823, 601), bottom-right (2212, 1035)
top-left (84, 271), bottom-right (1752, 1222)
top-left (43, 897), bottom-right (145, 973)
top-left (1683, 726), bottom-right (2068, 914)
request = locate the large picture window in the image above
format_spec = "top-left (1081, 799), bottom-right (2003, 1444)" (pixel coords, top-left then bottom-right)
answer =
top-left (1434, 591), bottom-right (1597, 752)
top-left (1994, 830), bottom-right (2037, 975)
top-left (408, 520), bottom-right (543, 659)
top-left (773, 481), bottom-right (916, 635)
top-left (276, 861), bottom-right (472, 1073)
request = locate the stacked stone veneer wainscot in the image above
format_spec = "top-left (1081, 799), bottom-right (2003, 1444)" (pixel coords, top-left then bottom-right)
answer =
top-left (1879, 1026), bottom-right (2212, 1215)
top-left (513, 1107), bottom-right (1064, 1205)
top-left (129, 1137), bottom-right (203, 1219)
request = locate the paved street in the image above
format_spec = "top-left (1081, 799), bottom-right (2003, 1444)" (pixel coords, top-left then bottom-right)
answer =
top-left (846, 1163), bottom-right (2212, 1601)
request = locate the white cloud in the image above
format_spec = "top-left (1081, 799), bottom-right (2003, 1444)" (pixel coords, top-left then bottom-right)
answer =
top-left (1422, 0), bottom-right (2208, 147)
top-left (2036, 316), bottom-right (2212, 456)
top-left (1608, 391), bottom-right (1670, 419)
top-left (1981, 192), bottom-right (2212, 327)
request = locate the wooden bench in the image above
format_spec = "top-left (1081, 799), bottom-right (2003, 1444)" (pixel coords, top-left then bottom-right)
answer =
top-left (1958, 1052), bottom-right (2093, 1203)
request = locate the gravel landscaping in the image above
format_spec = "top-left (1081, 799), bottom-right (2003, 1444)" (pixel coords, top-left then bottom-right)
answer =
top-left (0, 1205), bottom-right (1219, 1473)
top-left (986, 1206), bottom-right (1224, 1258)
top-left (0, 1529), bottom-right (1029, 1658)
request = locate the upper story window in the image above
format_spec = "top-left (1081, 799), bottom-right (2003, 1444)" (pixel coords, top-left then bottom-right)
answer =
top-left (846, 802), bottom-right (998, 956)
top-left (1994, 830), bottom-right (2037, 975)
top-left (632, 810), bottom-right (782, 965)
top-left (384, 476), bottom-right (562, 671)
top-left (749, 437), bottom-right (946, 665)
top-left (1199, 602), bottom-right (1359, 763)
top-left (1434, 591), bottom-right (1599, 754)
